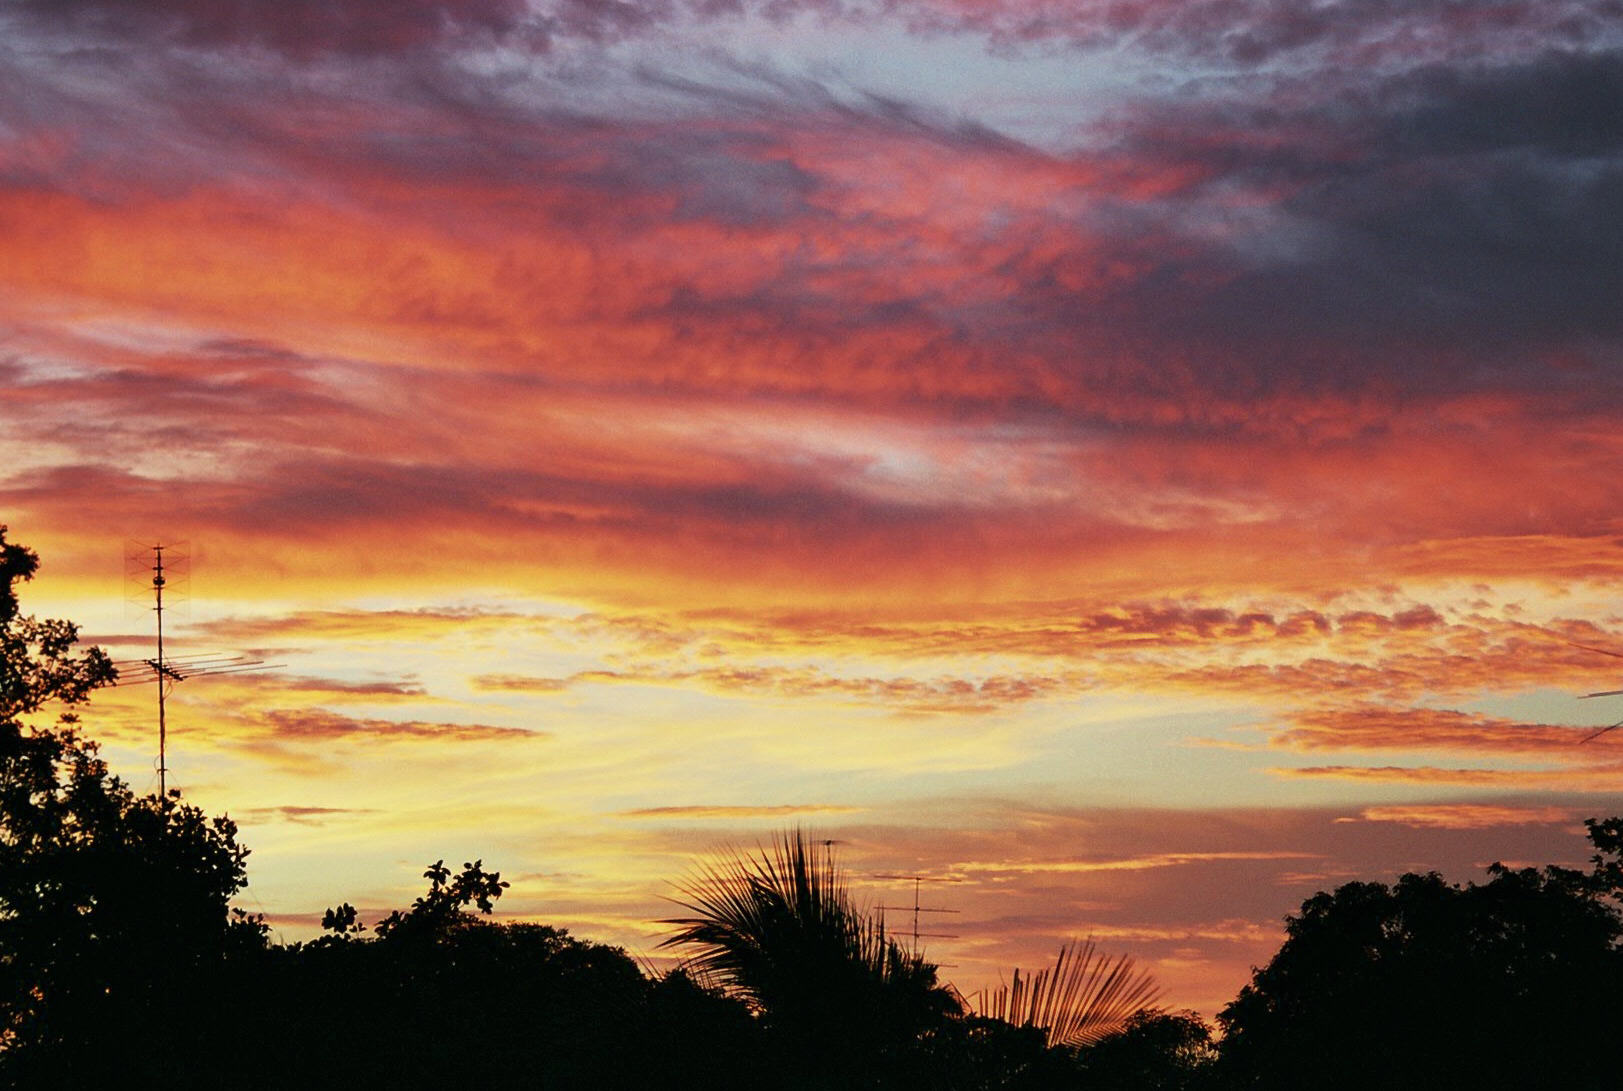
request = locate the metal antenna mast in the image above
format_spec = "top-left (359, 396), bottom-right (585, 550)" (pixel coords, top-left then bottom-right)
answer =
top-left (150, 543), bottom-right (176, 795)
top-left (115, 541), bottom-right (277, 797)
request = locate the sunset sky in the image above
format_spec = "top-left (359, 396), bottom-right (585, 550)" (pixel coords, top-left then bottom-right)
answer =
top-left (5, 0), bottom-right (1623, 1015)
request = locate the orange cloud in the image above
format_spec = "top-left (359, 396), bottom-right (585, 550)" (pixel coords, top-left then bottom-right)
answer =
top-left (1277, 764), bottom-right (1623, 790)
top-left (1339, 804), bottom-right (1579, 830)
top-left (473, 664), bottom-right (1083, 714)
top-left (10, 103), bottom-right (1623, 609)
top-left (949, 851), bottom-right (1322, 876)
top-left (255, 709), bottom-right (536, 743)
top-left (1272, 706), bottom-right (1602, 757)
top-left (229, 675), bottom-right (429, 701)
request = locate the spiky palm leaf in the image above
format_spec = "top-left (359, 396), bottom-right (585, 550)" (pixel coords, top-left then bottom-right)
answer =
top-left (967, 937), bottom-right (1161, 1048)
top-left (659, 831), bottom-right (950, 1033)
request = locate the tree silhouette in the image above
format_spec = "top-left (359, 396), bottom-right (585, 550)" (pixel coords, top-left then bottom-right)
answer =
top-left (0, 527), bottom-right (114, 722)
top-left (1073, 1010), bottom-right (1216, 1090)
top-left (1214, 835), bottom-right (1623, 1091)
top-left (242, 860), bottom-right (771, 1089)
top-left (0, 526), bottom-right (263, 1086)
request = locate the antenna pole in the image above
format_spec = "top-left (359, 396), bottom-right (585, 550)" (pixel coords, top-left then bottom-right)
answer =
top-left (153, 544), bottom-right (167, 797)
top-left (140, 543), bottom-right (185, 796)
top-left (913, 877), bottom-right (922, 958)
top-left (120, 539), bottom-right (270, 795)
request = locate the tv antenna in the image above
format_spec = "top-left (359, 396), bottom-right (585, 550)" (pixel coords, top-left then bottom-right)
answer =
top-left (113, 542), bottom-right (276, 796)
top-left (1571, 641), bottom-right (1623, 742)
top-left (875, 874), bottom-right (962, 961)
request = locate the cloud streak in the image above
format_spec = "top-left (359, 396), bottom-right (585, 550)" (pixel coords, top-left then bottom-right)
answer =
top-left (617, 804), bottom-right (865, 819)
top-left (1338, 804), bottom-right (1580, 830)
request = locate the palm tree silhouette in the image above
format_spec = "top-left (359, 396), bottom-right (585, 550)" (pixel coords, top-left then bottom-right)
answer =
top-left (660, 829), bottom-right (1164, 1084)
top-left (660, 830), bottom-right (955, 1079)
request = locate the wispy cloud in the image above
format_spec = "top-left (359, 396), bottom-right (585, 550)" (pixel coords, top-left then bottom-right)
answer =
top-left (474, 664), bottom-right (1083, 713)
top-left (236, 804), bottom-right (379, 826)
top-left (257, 709), bottom-right (537, 743)
top-left (1273, 706), bottom-right (1607, 756)
top-left (1337, 804), bottom-right (1580, 830)
top-left (1277, 763), bottom-right (1623, 790)
top-left (616, 804), bottom-right (865, 819)
top-left (950, 851), bottom-right (1323, 876)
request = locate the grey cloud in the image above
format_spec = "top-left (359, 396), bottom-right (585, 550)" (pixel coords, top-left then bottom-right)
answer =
top-left (13, 0), bottom-right (531, 58)
top-left (892, 0), bottom-right (1620, 68)
top-left (1387, 50), bottom-right (1623, 158)
top-left (1026, 46), bottom-right (1623, 409)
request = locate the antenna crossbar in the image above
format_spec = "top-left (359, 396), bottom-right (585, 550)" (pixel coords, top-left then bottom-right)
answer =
top-left (876, 875), bottom-right (961, 959)
top-left (113, 656), bottom-right (272, 685)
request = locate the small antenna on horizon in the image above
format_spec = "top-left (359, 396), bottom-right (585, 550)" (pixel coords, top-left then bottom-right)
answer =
top-left (114, 541), bottom-right (278, 796)
top-left (876, 874), bottom-right (962, 961)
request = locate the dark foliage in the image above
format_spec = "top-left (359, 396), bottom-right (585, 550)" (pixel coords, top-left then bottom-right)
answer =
top-left (231, 860), bottom-right (775, 1089)
top-left (0, 722), bottom-right (264, 1087)
top-left (1214, 833), bottom-right (1623, 1091)
top-left (0, 528), bottom-right (114, 721)
top-left (919, 1016), bottom-right (1090, 1090)
top-left (0, 527), bottom-right (261, 1088)
top-left (1075, 1010), bottom-right (1216, 1090)
top-left (662, 830), bottom-right (986, 1088)
top-left (655, 826), bottom-right (1200, 1090)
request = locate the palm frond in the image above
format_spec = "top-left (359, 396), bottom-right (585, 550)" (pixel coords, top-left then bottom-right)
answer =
top-left (663, 833), bottom-right (855, 993)
top-left (966, 937), bottom-right (1161, 1047)
top-left (658, 829), bottom-right (945, 1022)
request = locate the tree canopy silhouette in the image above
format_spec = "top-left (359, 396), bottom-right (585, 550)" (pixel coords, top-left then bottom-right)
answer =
top-left (239, 858), bottom-right (775, 1090)
top-left (0, 526), bottom-right (261, 1085)
top-left (1073, 1010), bottom-right (1216, 1091)
top-left (1214, 827), bottom-right (1623, 1090)
top-left (0, 526), bottom-right (114, 722)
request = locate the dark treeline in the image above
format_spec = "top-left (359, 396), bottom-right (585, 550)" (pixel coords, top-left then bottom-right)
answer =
top-left (4, 526), bottom-right (1623, 1089)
